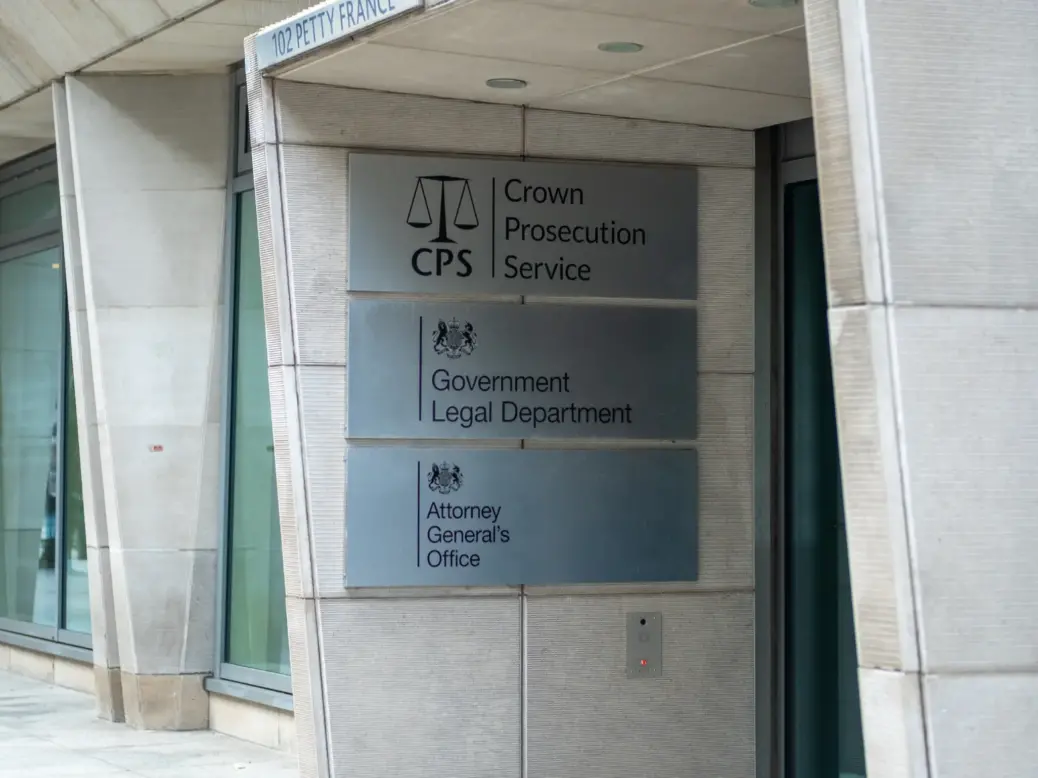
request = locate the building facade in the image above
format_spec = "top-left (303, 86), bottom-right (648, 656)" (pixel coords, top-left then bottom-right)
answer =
top-left (1, 1), bottom-right (1036, 777)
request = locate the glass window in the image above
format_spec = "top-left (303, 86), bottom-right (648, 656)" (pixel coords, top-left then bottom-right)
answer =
top-left (0, 247), bottom-right (64, 628)
top-left (225, 189), bottom-right (290, 675)
top-left (0, 155), bottom-right (89, 647)
top-left (0, 181), bottom-right (60, 235)
top-left (62, 343), bottom-right (90, 634)
top-left (235, 85), bottom-right (252, 176)
top-left (783, 178), bottom-right (865, 778)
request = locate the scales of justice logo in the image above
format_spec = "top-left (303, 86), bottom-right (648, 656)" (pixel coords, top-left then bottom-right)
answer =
top-left (432, 317), bottom-right (477, 359)
top-left (428, 462), bottom-right (463, 494)
top-left (406, 175), bottom-right (479, 278)
top-left (407, 175), bottom-right (479, 242)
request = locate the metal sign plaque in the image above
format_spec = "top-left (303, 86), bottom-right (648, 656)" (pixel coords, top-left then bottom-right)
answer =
top-left (346, 300), bottom-right (697, 440)
top-left (347, 153), bottom-right (698, 299)
top-left (344, 448), bottom-right (698, 587)
top-left (255, 0), bottom-right (421, 70)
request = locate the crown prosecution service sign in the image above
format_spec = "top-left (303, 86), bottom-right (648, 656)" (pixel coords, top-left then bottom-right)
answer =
top-left (347, 299), bottom-right (697, 440)
top-left (347, 153), bottom-right (698, 299)
top-left (256, 0), bottom-right (421, 70)
top-left (344, 448), bottom-right (698, 587)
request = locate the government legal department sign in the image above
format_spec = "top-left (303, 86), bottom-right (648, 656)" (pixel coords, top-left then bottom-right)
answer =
top-left (347, 153), bottom-right (698, 299)
top-left (347, 300), bottom-right (697, 440)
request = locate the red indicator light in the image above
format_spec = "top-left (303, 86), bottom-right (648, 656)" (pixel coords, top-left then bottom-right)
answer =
top-left (640, 659), bottom-right (647, 667)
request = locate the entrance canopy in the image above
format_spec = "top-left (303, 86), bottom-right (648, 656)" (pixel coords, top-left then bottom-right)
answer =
top-left (256, 0), bottom-right (811, 130)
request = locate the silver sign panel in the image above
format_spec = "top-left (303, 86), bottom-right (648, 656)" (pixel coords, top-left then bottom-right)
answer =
top-left (347, 300), bottom-right (697, 440)
top-left (347, 153), bottom-right (697, 299)
top-left (345, 448), bottom-right (699, 587)
top-left (255, 0), bottom-right (421, 70)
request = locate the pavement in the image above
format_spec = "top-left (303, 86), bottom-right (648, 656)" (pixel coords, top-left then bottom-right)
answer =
top-left (0, 670), bottom-right (299, 777)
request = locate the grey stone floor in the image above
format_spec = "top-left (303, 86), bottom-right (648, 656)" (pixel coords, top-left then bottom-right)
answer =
top-left (0, 670), bottom-right (299, 777)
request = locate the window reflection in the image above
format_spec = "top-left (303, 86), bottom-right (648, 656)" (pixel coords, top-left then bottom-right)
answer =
top-left (0, 248), bottom-right (62, 627)
top-left (63, 344), bottom-right (89, 634)
top-left (0, 162), bottom-right (90, 640)
top-left (225, 189), bottom-right (290, 675)
top-left (0, 181), bottom-right (60, 235)
top-left (784, 179), bottom-right (865, 778)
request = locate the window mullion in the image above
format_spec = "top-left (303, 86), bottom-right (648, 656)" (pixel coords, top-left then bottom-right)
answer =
top-left (54, 252), bottom-right (70, 633)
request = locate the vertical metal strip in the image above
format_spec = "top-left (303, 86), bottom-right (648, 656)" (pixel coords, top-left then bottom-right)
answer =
top-left (775, 131), bottom-right (820, 778)
top-left (55, 246), bottom-right (70, 636)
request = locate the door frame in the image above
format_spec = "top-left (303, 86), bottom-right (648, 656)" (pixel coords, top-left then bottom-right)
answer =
top-left (771, 123), bottom-right (818, 778)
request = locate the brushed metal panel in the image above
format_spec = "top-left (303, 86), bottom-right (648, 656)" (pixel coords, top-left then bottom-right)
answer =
top-left (347, 152), bottom-right (697, 299)
top-left (318, 596), bottom-right (521, 778)
top-left (894, 306), bottom-right (1038, 672)
top-left (625, 611), bottom-right (663, 677)
top-left (346, 300), bottom-right (697, 440)
top-left (275, 82), bottom-right (523, 154)
top-left (281, 143), bottom-right (348, 366)
top-left (344, 448), bottom-right (698, 587)
top-left (526, 592), bottom-right (754, 778)
top-left (524, 109), bottom-right (754, 168)
top-left (337, 442), bottom-right (518, 598)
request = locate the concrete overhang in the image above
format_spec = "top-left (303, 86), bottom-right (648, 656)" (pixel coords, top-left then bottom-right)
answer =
top-left (0, 88), bottom-right (55, 164)
top-left (253, 0), bottom-right (811, 130)
top-left (0, 0), bottom-right (315, 166)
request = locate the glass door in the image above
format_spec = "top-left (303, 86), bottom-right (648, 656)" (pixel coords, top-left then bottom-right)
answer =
top-left (782, 170), bottom-right (866, 778)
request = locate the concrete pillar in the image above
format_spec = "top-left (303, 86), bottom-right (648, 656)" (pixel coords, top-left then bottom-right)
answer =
top-left (804, 1), bottom-right (1038, 776)
top-left (62, 74), bottom-right (229, 730)
top-left (53, 81), bottom-right (124, 722)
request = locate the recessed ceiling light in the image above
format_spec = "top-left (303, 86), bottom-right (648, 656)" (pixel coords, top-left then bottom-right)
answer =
top-left (597, 41), bottom-right (644, 53)
top-left (486, 78), bottom-right (528, 89)
top-left (748, 0), bottom-right (798, 7)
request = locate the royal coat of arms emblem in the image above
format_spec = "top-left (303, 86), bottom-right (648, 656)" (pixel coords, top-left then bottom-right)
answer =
top-left (432, 318), bottom-right (477, 359)
top-left (428, 462), bottom-right (463, 494)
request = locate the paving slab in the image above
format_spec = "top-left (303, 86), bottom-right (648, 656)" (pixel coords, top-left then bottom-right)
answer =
top-left (0, 670), bottom-right (298, 778)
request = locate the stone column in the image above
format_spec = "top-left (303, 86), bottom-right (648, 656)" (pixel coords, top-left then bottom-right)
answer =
top-left (53, 81), bottom-right (124, 722)
top-left (805, 1), bottom-right (1038, 776)
top-left (63, 74), bottom-right (229, 730)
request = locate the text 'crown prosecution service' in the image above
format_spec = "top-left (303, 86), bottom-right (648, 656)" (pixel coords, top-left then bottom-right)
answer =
top-left (347, 153), bottom-right (698, 299)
